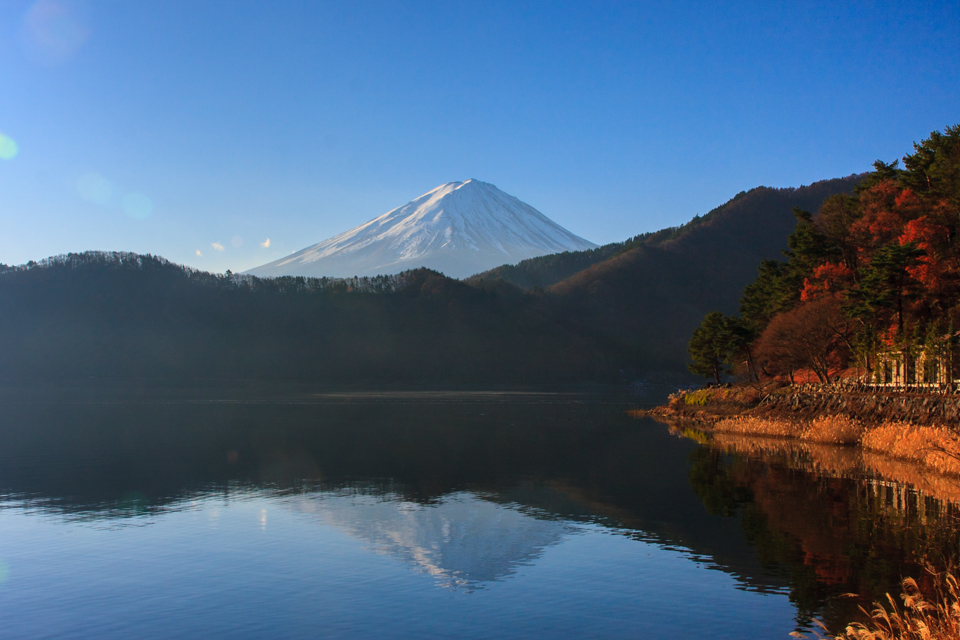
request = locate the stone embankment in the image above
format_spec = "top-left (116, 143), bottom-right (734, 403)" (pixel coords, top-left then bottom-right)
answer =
top-left (644, 383), bottom-right (960, 430)
top-left (641, 383), bottom-right (960, 482)
top-left (759, 387), bottom-right (960, 427)
top-left (753, 388), bottom-right (960, 426)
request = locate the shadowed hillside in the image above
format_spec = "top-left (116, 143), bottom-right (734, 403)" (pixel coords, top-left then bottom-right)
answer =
top-left (468, 179), bottom-right (858, 291)
top-left (541, 176), bottom-right (863, 370)
top-left (0, 252), bottom-right (608, 382)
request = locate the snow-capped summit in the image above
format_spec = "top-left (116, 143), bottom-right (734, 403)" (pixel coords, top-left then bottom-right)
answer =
top-left (245, 179), bottom-right (597, 279)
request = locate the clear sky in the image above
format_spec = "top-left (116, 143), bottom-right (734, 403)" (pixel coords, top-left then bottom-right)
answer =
top-left (1, 0), bottom-right (958, 273)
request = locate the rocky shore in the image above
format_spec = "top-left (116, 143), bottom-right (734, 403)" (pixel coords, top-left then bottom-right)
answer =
top-left (645, 383), bottom-right (960, 427)
top-left (640, 383), bottom-right (960, 478)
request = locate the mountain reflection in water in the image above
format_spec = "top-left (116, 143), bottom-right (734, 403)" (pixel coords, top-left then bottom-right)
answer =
top-left (0, 384), bottom-right (956, 638)
top-left (292, 491), bottom-right (570, 589)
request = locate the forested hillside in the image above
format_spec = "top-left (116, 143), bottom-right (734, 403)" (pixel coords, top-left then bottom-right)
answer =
top-left (538, 176), bottom-right (862, 370)
top-left (0, 176), bottom-right (858, 382)
top-left (467, 183), bottom-right (854, 291)
top-left (0, 253), bottom-right (608, 382)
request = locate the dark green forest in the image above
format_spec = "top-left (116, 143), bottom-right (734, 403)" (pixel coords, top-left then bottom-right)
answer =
top-left (0, 254), bottom-right (608, 382)
top-left (0, 176), bottom-right (859, 382)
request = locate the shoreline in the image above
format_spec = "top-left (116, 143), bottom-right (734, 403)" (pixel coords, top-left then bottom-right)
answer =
top-left (637, 383), bottom-right (960, 479)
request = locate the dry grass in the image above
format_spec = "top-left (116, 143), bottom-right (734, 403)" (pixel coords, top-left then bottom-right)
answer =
top-left (862, 423), bottom-right (960, 477)
top-left (714, 415), bottom-right (807, 438)
top-left (796, 568), bottom-right (960, 640)
top-left (679, 386), bottom-right (760, 407)
top-left (713, 415), bottom-right (863, 445)
top-left (711, 415), bottom-right (960, 486)
top-left (803, 415), bottom-right (865, 445)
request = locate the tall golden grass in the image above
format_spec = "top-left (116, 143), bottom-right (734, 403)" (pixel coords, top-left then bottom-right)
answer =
top-left (714, 415), bottom-right (864, 445)
top-left (861, 423), bottom-right (960, 477)
top-left (714, 415), bottom-right (806, 438)
top-left (795, 568), bottom-right (960, 640)
top-left (804, 416), bottom-right (865, 445)
top-left (710, 415), bottom-right (960, 485)
top-left (714, 416), bottom-right (960, 462)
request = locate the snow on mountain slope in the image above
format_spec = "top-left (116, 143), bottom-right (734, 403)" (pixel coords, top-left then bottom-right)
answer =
top-left (245, 179), bottom-right (597, 279)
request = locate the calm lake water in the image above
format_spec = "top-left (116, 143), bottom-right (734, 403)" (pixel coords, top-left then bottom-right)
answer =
top-left (0, 384), bottom-right (956, 639)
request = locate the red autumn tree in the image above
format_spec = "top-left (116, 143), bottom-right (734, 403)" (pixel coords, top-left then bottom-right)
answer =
top-left (800, 263), bottom-right (855, 302)
top-left (756, 295), bottom-right (855, 383)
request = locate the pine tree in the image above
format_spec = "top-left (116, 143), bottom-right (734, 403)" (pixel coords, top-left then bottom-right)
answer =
top-left (688, 312), bottom-right (738, 384)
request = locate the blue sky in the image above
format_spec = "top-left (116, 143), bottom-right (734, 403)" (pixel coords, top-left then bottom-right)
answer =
top-left (1, 0), bottom-right (958, 273)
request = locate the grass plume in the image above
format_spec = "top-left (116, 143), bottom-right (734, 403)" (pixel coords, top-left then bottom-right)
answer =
top-left (795, 567), bottom-right (960, 640)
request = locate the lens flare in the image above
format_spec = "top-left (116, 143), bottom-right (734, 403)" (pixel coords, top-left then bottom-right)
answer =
top-left (0, 134), bottom-right (18, 160)
top-left (77, 172), bottom-right (112, 204)
top-left (21, 0), bottom-right (91, 65)
top-left (122, 192), bottom-right (152, 219)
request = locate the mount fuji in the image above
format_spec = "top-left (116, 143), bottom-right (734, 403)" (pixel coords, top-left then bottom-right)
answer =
top-left (245, 179), bottom-right (597, 279)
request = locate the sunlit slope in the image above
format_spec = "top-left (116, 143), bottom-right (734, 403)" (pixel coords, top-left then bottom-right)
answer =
top-left (541, 176), bottom-right (863, 368)
top-left (471, 178), bottom-right (862, 291)
top-left (247, 180), bottom-right (597, 279)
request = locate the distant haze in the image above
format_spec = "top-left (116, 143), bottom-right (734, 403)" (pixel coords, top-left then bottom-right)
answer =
top-left (246, 180), bottom-right (597, 279)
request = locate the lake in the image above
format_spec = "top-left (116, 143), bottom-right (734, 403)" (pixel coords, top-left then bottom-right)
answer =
top-left (0, 384), bottom-right (956, 639)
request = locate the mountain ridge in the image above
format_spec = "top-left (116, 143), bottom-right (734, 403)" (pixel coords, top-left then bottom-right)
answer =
top-left (247, 179), bottom-right (596, 279)
top-left (0, 174), bottom-right (863, 381)
top-left (468, 180), bottom-right (862, 291)
top-left (542, 175), bottom-right (865, 368)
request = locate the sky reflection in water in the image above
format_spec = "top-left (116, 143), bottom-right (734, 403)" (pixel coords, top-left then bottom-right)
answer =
top-left (0, 489), bottom-right (795, 639)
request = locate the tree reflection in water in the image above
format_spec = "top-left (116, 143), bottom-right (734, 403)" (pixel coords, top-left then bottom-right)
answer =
top-left (684, 429), bottom-right (960, 632)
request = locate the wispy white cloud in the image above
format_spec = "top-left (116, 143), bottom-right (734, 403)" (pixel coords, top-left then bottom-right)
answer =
top-left (211, 242), bottom-right (224, 252)
top-left (195, 249), bottom-right (203, 257)
top-left (260, 238), bottom-right (270, 248)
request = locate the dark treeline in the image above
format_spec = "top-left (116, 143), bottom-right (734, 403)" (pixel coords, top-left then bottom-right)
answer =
top-left (4, 251), bottom-right (421, 294)
top-left (0, 251), bottom-right (611, 382)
